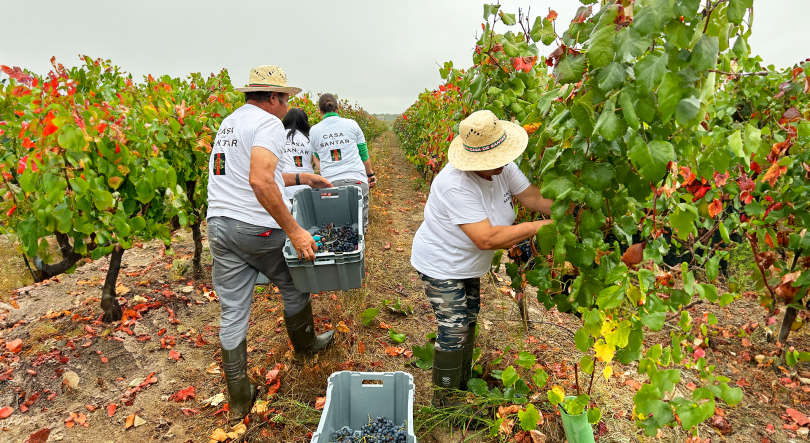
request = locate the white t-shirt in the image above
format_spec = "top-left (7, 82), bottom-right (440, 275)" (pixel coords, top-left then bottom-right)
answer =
top-left (207, 104), bottom-right (289, 228)
top-left (411, 162), bottom-right (531, 279)
top-left (281, 129), bottom-right (314, 200)
top-left (309, 115), bottom-right (367, 184)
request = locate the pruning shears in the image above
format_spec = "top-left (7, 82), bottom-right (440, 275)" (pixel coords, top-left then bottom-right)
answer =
top-left (313, 234), bottom-right (338, 248)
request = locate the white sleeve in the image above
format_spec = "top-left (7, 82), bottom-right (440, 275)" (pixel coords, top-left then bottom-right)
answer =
top-left (309, 127), bottom-right (321, 157)
top-left (505, 162), bottom-right (531, 194)
top-left (441, 187), bottom-right (489, 225)
top-left (252, 116), bottom-right (284, 160)
top-left (354, 121), bottom-right (366, 145)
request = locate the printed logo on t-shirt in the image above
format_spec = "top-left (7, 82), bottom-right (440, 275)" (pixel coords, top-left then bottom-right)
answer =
top-left (330, 149), bottom-right (342, 161)
top-left (213, 153), bottom-right (226, 175)
top-left (503, 190), bottom-right (513, 208)
top-left (293, 156), bottom-right (303, 168)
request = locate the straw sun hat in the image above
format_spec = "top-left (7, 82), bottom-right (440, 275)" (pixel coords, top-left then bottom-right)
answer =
top-left (234, 65), bottom-right (302, 95)
top-left (448, 110), bottom-right (529, 171)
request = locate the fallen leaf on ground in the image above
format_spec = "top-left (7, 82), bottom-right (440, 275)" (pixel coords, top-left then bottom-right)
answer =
top-left (63, 371), bottom-right (80, 389)
top-left (267, 379), bottom-right (281, 396)
top-left (251, 399), bottom-right (268, 415)
top-left (625, 380), bottom-right (642, 391)
top-left (169, 349), bottom-right (181, 361)
top-left (170, 386), bottom-right (195, 402)
top-left (226, 423), bottom-right (247, 439)
top-left (0, 406), bottom-right (13, 419)
top-left (206, 362), bottom-right (221, 374)
top-left (395, 247), bottom-right (404, 252)
top-left (315, 397), bottom-right (326, 410)
top-left (116, 285), bottom-right (130, 295)
top-left (499, 418), bottom-right (514, 435)
top-left (107, 404), bottom-right (116, 417)
top-left (210, 428), bottom-right (228, 442)
top-left (529, 430), bottom-right (546, 443)
top-left (125, 415), bottom-right (135, 429)
top-left (85, 404), bottom-right (96, 411)
top-left (181, 408), bottom-right (199, 416)
top-left (265, 363), bottom-right (283, 385)
top-left (203, 393), bottom-right (225, 408)
top-left (336, 321), bottom-right (350, 333)
top-left (22, 428), bottom-right (50, 443)
top-left (5, 338), bottom-right (22, 353)
top-left (711, 414), bottom-right (731, 434)
top-left (787, 408), bottom-right (810, 426)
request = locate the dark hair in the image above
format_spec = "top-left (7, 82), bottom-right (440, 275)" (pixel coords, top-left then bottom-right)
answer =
top-left (318, 93), bottom-right (338, 113)
top-left (282, 107), bottom-right (311, 142)
top-left (244, 90), bottom-right (287, 104)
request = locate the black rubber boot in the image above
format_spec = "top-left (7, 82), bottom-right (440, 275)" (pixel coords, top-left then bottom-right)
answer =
top-left (221, 339), bottom-right (257, 423)
top-left (284, 302), bottom-right (335, 354)
top-left (459, 322), bottom-right (477, 390)
top-left (431, 347), bottom-right (464, 407)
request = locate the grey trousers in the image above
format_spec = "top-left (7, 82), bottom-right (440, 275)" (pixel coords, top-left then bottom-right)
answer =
top-left (207, 216), bottom-right (309, 350)
top-left (332, 179), bottom-right (369, 230)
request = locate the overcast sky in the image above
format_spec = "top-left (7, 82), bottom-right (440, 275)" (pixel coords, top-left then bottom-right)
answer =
top-left (0, 0), bottom-right (805, 114)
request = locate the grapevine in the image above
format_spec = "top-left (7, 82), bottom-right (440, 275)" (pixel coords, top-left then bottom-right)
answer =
top-left (396, 0), bottom-right (810, 438)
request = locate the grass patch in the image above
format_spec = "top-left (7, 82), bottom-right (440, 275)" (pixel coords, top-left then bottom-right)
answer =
top-left (171, 258), bottom-right (190, 280)
top-left (727, 241), bottom-right (756, 293)
top-left (29, 322), bottom-right (59, 343)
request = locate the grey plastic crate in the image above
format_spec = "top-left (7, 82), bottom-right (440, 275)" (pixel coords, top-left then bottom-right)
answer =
top-left (311, 372), bottom-right (416, 443)
top-left (255, 273), bottom-right (270, 285)
top-left (283, 186), bottom-right (365, 293)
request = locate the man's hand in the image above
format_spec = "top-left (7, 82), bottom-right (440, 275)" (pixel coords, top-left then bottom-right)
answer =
top-left (290, 227), bottom-right (319, 261)
top-left (304, 173), bottom-right (332, 189)
top-left (368, 175), bottom-right (377, 188)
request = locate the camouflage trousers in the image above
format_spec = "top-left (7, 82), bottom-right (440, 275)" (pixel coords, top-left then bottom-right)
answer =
top-left (418, 272), bottom-right (481, 351)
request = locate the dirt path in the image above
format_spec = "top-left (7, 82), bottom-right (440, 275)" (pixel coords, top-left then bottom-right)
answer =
top-left (0, 132), bottom-right (808, 443)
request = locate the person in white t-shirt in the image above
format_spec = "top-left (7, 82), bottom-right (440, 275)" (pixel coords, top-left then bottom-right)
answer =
top-left (206, 65), bottom-right (334, 423)
top-left (309, 93), bottom-right (375, 230)
top-left (410, 110), bottom-right (556, 406)
top-left (280, 107), bottom-right (315, 201)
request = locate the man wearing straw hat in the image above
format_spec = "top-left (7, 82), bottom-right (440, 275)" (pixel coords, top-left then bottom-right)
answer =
top-left (207, 65), bottom-right (335, 421)
top-left (410, 110), bottom-right (557, 406)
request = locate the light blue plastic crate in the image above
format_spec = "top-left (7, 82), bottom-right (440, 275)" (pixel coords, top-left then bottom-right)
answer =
top-left (311, 372), bottom-right (416, 443)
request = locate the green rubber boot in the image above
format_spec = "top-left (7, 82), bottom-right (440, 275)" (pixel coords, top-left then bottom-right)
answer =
top-left (284, 302), bottom-right (335, 354)
top-left (221, 339), bottom-right (257, 423)
top-left (431, 347), bottom-right (464, 407)
top-left (459, 322), bottom-right (477, 391)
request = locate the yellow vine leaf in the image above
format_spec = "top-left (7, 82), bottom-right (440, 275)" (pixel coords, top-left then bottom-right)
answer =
top-left (593, 339), bottom-right (615, 363)
top-left (603, 365), bottom-right (613, 381)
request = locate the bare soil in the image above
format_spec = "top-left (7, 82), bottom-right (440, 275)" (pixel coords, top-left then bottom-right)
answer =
top-left (0, 132), bottom-right (808, 443)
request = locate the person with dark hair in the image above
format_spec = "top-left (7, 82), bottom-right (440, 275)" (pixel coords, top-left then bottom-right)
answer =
top-left (207, 65), bottom-right (335, 423)
top-left (309, 93), bottom-right (376, 230)
top-left (280, 107), bottom-right (315, 201)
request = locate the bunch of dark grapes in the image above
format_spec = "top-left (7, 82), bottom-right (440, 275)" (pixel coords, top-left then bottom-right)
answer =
top-left (508, 238), bottom-right (536, 270)
top-left (330, 417), bottom-right (408, 443)
top-left (314, 223), bottom-right (359, 253)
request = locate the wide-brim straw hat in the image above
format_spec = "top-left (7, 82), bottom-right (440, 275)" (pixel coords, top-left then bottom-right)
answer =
top-left (234, 65), bottom-right (302, 95)
top-left (448, 110), bottom-right (529, 171)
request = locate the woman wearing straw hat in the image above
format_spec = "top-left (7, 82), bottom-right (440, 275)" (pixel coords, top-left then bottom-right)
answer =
top-left (309, 93), bottom-right (376, 230)
top-left (281, 107), bottom-right (315, 202)
top-left (410, 110), bottom-right (556, 405)
top-left (207, 65), bottom-right (335, 422)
